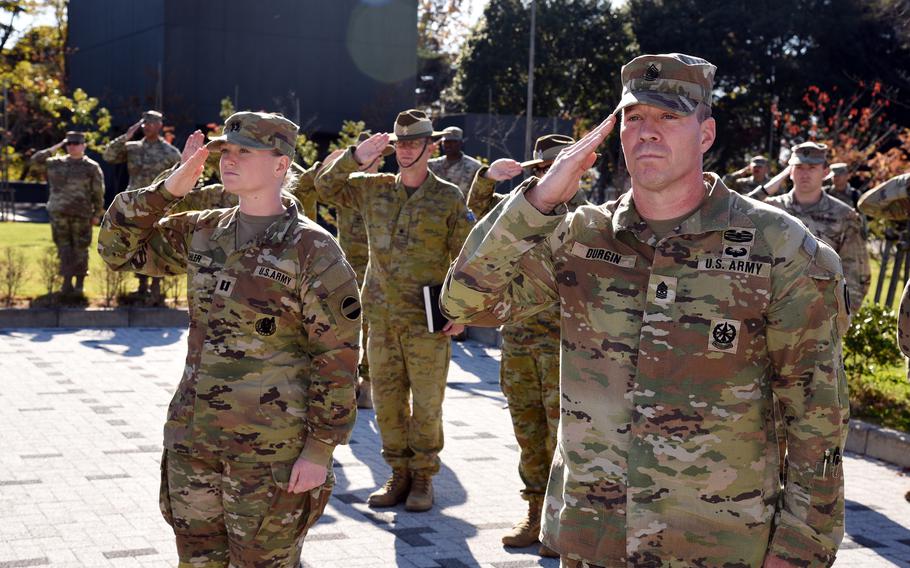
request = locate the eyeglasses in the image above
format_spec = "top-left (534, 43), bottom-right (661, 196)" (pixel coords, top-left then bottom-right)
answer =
top-left (65, 142), bottom-right (85, 147)
top-left (394, 139), bottom-right (428, 150)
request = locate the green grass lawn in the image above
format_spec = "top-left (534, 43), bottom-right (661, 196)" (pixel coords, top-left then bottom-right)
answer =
top-left (0, 221), bottom-right (133, 299)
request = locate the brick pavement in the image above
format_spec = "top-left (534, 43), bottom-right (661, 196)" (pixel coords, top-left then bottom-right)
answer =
top-left (0, 328), bottom-right (908, 567)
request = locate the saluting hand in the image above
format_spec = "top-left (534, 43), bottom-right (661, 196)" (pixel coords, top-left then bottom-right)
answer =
top-left (526, 115), bottom-right (616, 214)
top-left (164, 144), bottom-right (208, 198)
top-left (354, 132), bottom-right (390, 167)
top-left (485, 159), bottom-right (523, 181)
top-left (126, 119), bottom-right (143, 138)
top-left (180, 130), bottom-right (206, 164)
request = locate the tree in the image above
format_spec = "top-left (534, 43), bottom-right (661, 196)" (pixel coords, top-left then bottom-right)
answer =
top-left (417, 0), bottom-right (470, 110)
top-left (627, 0), bottom-right (910, 173)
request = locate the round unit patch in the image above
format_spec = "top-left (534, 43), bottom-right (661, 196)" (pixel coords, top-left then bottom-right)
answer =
top-left (341, 296), bottom-right (361, 321)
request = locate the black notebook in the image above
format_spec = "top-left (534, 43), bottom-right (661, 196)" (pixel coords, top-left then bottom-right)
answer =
top-left (422, 284), bottom-right (448, 333)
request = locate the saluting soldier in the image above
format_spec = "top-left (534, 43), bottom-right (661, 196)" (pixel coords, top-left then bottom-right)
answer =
top-left (723, 155), bottom-right (769, 194)
top-left (30, 131), bottom-right (105, 296)
top-left (442, 53), bottom-right (849, 567)
top-left (104, 110), bottom-right (182, 303)
top-left (316, 109), bottom-right (473, 512)
top-left (98, 112), bottom-right (360, 568)
top-left (428, 126), bottom-right (482, 197)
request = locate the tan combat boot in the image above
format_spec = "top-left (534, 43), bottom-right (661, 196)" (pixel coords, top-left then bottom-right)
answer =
top-left (356, 380), bottom-right (373, 409)
top-left (404, 471), bottom-right (434, 512)
top-left (368, 469), bottom-right (411, 508)
top-left (501, 496), bottom-right (543, 547)
top-left (538, 543), bottom-right (559, 558)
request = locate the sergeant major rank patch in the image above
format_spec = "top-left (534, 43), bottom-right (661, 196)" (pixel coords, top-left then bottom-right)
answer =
top-left (648, 275), bottom-right (677, 306)
top-left (708, 318), bottom-right (741, 353)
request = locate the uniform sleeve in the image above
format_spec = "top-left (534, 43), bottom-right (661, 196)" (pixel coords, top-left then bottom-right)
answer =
top-left (30, 147), bottom-right (55, 165)
top-left (151, 162), bottom-right (180, 187)
top-left (165, 142), bottom-right (182, 165)
top-left (103, 133), bottom-right (129, 164)
top-left (466, 166), bottom-right (506, 219)
top-left (92, 163), bottom-right (105, 218)
top-left (441, 179), bottom-right (563, 327)
top-left (97, 181), bottom-right (193, 277)
top-left (765, 235), bottom-right (849, 567)
top-left (857, 174), bottom-right (910, 221)
top-left (290, 162), bottom-right (320, 220)
top-left (899, 280), bottom-right (910, 358)
top-left (296, 245), bottom-right (361, 466)
top-left (837, 212), bottom-right (870, 312)
top-left (314, 147), bottom-right (368, 211)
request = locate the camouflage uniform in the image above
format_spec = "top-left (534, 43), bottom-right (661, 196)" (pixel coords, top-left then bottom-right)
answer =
top-left (857, 173), bottom-right (910, 221)
top-left (441, 173), bottom-right (849, 566)
top-left (30, 141), bottom-right (105, 278)
top-left (103, 131), bottom-right (181, 191)
top-left (468, 166), bottom-right (586, 503)
top-left (316, 148), bottom-right (472, 475)
top-left (725, 174), bottom-right (767, 195)
top-left (98, 111), bottom-right (360, 568)
top-left (428, 153), bottom-right (482, 197)
top-left (336, 204), bottom-right (370, 380)
top-left (767, 190), bottom-right (869, 313)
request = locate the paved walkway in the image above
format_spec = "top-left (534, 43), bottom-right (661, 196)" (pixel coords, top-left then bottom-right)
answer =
top-left (0, 328), bottom-right (908, 567)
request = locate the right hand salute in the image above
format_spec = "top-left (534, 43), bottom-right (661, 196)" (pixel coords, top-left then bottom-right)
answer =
top-left (126, 119), bottom-right (143, 138)
top-left (164, 142), bottom-right (208, 198)
top-left (354, 132), bottom-right (390, 166)
top-left (486, 159), bottom-right (523, 181)
top-left (180, 130), bottom-right (206, 164)
top-left (526, 115), bottom-right (615, 213)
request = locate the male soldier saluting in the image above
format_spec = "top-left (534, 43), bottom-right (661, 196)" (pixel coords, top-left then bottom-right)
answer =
top-left (316, 109), bottom-right (473, 512)
top-left (466, 134), bottom-right (582, 558)
top-left (764, 142), bottom-right (870, 313)
top-left (442, 53), bottom-right (849, 567)
top-left (724, 155), bottom-right (769, 194)
top-left (30, 131), bottom-right (105, 296)
top-left (98, 111), bottom-right (360, 568)
top-left (428, 126), bottom-right (482, 197)
top-left (104, 110), bottom-right (181, 303)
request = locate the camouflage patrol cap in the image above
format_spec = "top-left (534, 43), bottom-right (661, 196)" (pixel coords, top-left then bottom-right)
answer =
top-left (615, 53), bottom-right (716, 116)
top-left (440, 126), bottom-right (464, 142)
top-left (829, 162), bottom-right (848, 175)
top-left (357, 131), bottom-right (395, 157)
top-left (788, 141), bottom-right (828, 166)
top-left (142, 110), bottom-right (163, 123)
top-left (750, 155), bottom-right (768, 166)
top-left (207, 111), bottom-right (299, 159)
top-left (65, 131), bottom-right (86, 144)
top-left (520, 134), bottom-right (576, 168)
top-left (387, 109), bottom-right (444, 142)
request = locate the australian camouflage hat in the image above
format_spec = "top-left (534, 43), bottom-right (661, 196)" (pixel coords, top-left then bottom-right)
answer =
top-left (614, 53), bottom-right (716, 116)
top-left (387, 109), bottom-right (445, 142)
top-left (520, 134), bottom-right (576, 168)
top-left (207, 111), bottom-right (299, 159)
top-left (65, 131), bottom-right (86, 144)
top-left (788, 141), bottom-right (828, 166)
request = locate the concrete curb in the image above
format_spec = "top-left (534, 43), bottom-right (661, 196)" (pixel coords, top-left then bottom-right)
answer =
top-left (846, 419), bottom-right (910, 468)
top-left (0, 308), bottom-right (189, 329)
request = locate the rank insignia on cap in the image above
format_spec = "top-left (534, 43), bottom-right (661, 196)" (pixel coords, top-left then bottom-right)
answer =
top-left (255, 316), bottom-right (277, 336)
top-left (341, 296), bottom-right (361, 321)
top-left (644, 63), bottom-right (660, 81)
top-left (229, 121), bottom-right (241, 132)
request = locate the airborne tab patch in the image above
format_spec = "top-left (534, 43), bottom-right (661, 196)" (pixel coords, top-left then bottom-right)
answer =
top-left (698, 257), bottom-right (770, 278)
top-left (571, 242), bottom-right (636, 268)
top-left (254, 265), bottom-right (296, 288)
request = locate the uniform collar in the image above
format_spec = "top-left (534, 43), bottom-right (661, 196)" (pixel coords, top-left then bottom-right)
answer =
top-left (780, 189), bottom-right (833, 213)
top-left (612, 173), bottom-right (731, 245)
top-left (211, 196), bottom-right (300, 245)
top-left (395, 169), bottom-right (441, 200)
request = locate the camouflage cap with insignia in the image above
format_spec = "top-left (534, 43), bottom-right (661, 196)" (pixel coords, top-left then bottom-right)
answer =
top-left (65, 131), bottom-right (86, 144)
top-left (142, 110), bottom-right (163, 123)
top-left (520, 134), bottom-right (575, 168)
top-left (207, 111), bottom-right (299, 159)
top-left (750, 155), bottom-right (768, 166)
top-left (829, 162), bottom-right (848, 175)
top-left (387, 109), bottom-right (445, 142)
top-left (614, 53), bottom-right (716, 116)
top-left (788, 141), bottom-right (828, 166)
top-left (440, 126), bottom-right (464, 142)
top-left (358, 130), bottom-right (395, 157)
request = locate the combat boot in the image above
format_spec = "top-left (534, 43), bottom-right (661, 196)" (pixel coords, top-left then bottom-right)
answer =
top-left (61, 276), bottom-right (74, 295)
top-left (404, 471), bottom-right (434, 512)
top-left (538, 544), bottom-right (559, 558)
top-left (368, 469), bottom-right (411, 508)
top-left (501, 496), bottom-right (543, 547)
top-left (357, 380), bottom-right (373, 409)
top-left (74, 276), bottom-right (85, 294)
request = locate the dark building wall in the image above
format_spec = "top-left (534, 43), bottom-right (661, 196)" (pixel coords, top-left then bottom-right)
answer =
top-left (68, 0), bottom-right (417, 139)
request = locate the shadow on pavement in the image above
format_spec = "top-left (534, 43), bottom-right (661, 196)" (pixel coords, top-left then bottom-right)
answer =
top-left (845, 498), bottom-right (910, 565)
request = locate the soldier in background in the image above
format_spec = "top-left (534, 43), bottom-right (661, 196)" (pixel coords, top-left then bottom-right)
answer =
top-left (724, 155), bottom-right (769, 194)
top-left (30, 131), bottom-right (105, 296)
top-left (766, 142), bottom-right (869, 313)
top-left (825, 162), bottom-right (862, 209)
top-left (316, 109), bottom-right (472, 513)
top-left (98, 112), bottom-right (359, 567)
top-left (857, 172), bottom-right (910, 220)
top-left (442, 53), bottom-right (849, 567)
top-left (103, 110), bottom-right (181, 304)
top-left (466, 133), bottom-right (581, 559)
top-left (428, 126), bottom-right (482, 197)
